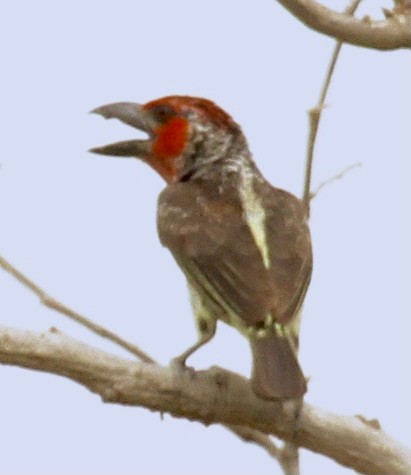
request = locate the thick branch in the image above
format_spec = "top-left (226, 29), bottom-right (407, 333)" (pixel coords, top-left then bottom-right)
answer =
top-left (275, 0), bottom-right (411, 50)
top-left (0, 255), bottom-right (287, 466)
top-left (1, 326), bottom-right (410, 475)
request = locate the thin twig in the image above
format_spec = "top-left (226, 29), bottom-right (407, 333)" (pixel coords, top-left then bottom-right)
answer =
top-left (229, 425), bottom-right (301, 475)
top-left (227, 425), bottom-right (281, 459)
top-left (302, 0), bottom-right (363, 214)
top-left (0, 255), bottom-right (156, 363)
top-left (310, 162), bottom-right (361, 200)
top-left (296, 2), bottom-right (364, 474)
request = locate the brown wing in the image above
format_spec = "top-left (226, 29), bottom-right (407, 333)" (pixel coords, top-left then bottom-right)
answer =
top-left (157, 180), bottom-right (312, 326)
top-left (261, 186), bottom-right (312, 323)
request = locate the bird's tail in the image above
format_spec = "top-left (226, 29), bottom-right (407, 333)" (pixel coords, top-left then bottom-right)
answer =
top-left (249, 330), bottom-right (307, 399)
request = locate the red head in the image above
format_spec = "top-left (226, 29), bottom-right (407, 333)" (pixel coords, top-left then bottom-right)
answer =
top-left (91, 96), bottom-right (241, 183)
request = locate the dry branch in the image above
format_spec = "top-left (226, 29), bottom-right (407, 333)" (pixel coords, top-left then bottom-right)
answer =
top-left (0, 255), bottom-right (300, 472)
top-left (1, 326), bottom-right (410, 475)
top-left (275, 0), bottom-right (411, 50)
top-left (0, 255), bottom-right (154, 363)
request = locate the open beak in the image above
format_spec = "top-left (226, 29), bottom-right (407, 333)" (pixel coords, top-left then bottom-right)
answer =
top-left (90, 102), bottom-right (153, 158)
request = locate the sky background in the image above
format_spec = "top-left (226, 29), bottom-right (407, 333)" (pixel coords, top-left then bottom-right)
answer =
top-left (0, 1), bottom-right (410, 474)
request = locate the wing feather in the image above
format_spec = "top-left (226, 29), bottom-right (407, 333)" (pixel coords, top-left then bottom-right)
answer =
top-left (157, 181), bottom-right (312, 328)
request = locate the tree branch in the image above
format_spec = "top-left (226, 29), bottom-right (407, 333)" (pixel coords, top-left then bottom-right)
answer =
top-left (0, 254), bottom-right (292, 470)
top-left (1, 326), bottom-right (410, 475)
top-left (274, 0), bottom-right (411, 50)
top-left (0, 255), bottom-right (155, 363)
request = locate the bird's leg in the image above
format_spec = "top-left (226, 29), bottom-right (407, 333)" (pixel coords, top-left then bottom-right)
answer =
top-left (170, 329), bottom-right (215, 368)
top-left (171, 282), bottom-right (218, 369)
top-left (171, 311), bottom-right (217, 368)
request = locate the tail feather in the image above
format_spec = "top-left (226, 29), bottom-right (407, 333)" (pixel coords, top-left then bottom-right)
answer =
top-left (249, 332), bottom-right (307, 399)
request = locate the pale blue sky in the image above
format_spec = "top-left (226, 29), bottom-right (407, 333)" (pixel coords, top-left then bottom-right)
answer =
top-left (0, 1), bottom-right (410, 474)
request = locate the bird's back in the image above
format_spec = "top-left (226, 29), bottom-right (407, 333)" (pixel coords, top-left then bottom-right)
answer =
top-left (157, 178), bottom-right (312, 328)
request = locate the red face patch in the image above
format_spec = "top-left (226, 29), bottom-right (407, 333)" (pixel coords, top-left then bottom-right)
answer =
top-left (152, 117), bottom-right (189, 160)
top-left (145, 117), bottom-right (189, 183)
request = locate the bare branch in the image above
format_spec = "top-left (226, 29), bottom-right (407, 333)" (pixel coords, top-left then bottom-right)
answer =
top-left (1, 326), bottom-right (410, 475)
top-left (303, 0), bottom-right (362, 212)
top-left (0, 254), bottom-right (292, 467)
top-left (274, 0), bottom-right (411, 50)
top-left (0, 255), bottom-right (155, 363)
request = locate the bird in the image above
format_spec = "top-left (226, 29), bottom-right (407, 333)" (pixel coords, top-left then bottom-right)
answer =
top-left (90, 96), bottom-right (313, 399)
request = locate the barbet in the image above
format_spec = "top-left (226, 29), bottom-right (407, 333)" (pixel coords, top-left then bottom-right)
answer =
top-left (91, 96), bottom-right (312, 399)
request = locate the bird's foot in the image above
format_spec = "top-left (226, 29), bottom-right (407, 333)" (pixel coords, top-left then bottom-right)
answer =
top-left (169, 356), bottom-right (196, 378)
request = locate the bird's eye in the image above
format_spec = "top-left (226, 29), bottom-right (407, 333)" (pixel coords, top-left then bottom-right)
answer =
top-left (153, 105), bottom-right (174, 122)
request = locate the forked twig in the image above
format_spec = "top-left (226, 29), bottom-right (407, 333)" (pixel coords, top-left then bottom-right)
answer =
top-left (0, 255), bottom-right (155, 363)
top-left (303, 0), bottom-right (363, 214)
